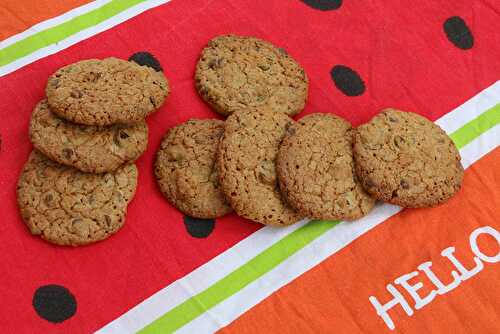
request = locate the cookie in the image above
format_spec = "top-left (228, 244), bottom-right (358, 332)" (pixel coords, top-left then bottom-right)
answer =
top-left (353, 108), bottom-right (464, 208)
top-left (30, 100), bottom-right (148, 173)
top-left (155, 119), bottom-right (232, 219)
top-left (46, 57), bottom-right (169, 126)
top-left (218, 107), bottom-right (303, 226)
top-left (277, 113), bottom-right (375, 220)
top-left (17, 150), bottom-right (138, 246)
top-left (195, 35), bottom-right (308, 117)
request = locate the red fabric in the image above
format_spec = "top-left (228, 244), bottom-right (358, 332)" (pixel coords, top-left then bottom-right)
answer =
top-left (0, 0), bottom-right (499, 332)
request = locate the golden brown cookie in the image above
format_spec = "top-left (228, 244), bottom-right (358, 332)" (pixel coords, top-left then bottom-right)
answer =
top-left (277, 113), bottom-right (375, 220)
top-left (155, 119), bottom-right (232, 219)
top-left (17, 150), bottom-right (138, 246)
top-left (353, 108), bottom-right (464, 208)
top-left (30, 100), bottom-right (148, 173)
top-left (195, 35), bottom-right (308, 117)
top-left (46, 57), bottom-right (169, 125)
top-left (218, 107), bottom-right (303, 226)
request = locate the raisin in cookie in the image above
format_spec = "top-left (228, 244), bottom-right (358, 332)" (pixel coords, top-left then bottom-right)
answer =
top-left (30, 100), bottom-right (148, 173)
top-left (278, 113), bottom-right (375, 220)
top-left (353, 109), bottom-right (463, 207)
top-left (196, 35), bottom-right (308, 116)
top-left (46, 57), bottom-right (169, 125)
top-left (17, 150), bottom-right (138, 246)
top-left (218, 107), bottom-right (303, 226)
top-left (155, 119), bottom-right (232, 219)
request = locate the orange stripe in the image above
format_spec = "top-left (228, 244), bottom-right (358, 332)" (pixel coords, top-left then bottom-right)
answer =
top-left (0, 0), bottom-right (92, 40)
top-left (221, 148), bottom-right (500, 333)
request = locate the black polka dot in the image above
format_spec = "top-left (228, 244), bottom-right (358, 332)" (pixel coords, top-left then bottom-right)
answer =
top-left (443, 16), bottom-right (474, 50)
top-left (184, 216), bottom-right (215, 238)
top-left (128, 52), bottom-right (163, 72)
top-left (33, 285), bottom-right (77, 323)
top-left (330, 65), bottom-right (365, 96)
top-left (301, 0), bottom-right (342, 11)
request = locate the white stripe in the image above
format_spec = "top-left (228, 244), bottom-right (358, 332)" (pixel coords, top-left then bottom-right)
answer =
top-left (97, 82), bottom-right (500, 334)
top-left (0, 0), bottom-right (171, 77)
top-left (0, 0), bottom-right (113, 48)
top-left (178, 204), bottom-right (402, 334)
top-left (95, 220), bottom-right (309, 334)
top-left (436, 81), bottom-right (500, 134)
top-left (179, 124), bottom-right (500, 334)
top-left (459, 124), bottom-right (499, 169)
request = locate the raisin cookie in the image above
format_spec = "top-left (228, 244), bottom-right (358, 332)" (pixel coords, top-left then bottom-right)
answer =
top-left (155, 119), bottom-right (232, 219)
top-left (30, 100), bottom-right (148, 173)
top-left (278, 113), bottom-right (375, 220)
top-left (195, 35), bottom-right (308, 116)
top-left (353, 109), bottom-right (464, 207)
top-left (46, 57), bottom-right (169, 125)
top-left (17, 150), bottom-right (138, 246)
top-left (218, 107), bottom-right (303, 226)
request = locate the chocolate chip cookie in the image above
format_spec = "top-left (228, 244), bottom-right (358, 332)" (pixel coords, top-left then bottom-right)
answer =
top-left (30, 100), bottom-right (148, 173)
top-left (353, 108), bottom-right (464, 207)
top-left (17, 150), bottom-right (138, 246)
top-left (155, 119), bottom-right (232, 219)
top-left (218, 107), bottom-right (303, 226)
top-left (278, 113), bottom-right (375, 220)
top-left (195, 35), bottom-right (308, 116)
top-left (46, 57), bottom-right (169, 125)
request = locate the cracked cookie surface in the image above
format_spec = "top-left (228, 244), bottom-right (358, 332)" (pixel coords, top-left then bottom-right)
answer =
top-left (30, 100), bottom-right (148, 173)
top-left (218, 107), bottom-right (303, 226)
top-left (277, 113), bottom-right (375, 220)
top-left (353, 109), bottom-right (463, 208)
top-left (155, 119), bottom-right (232, 219)
top-left (46, 57), bottom-right (169, 125)
top-left (17, 150), bottom-right (138, 246)
top-left (195, 35), bottom-right (308, 117)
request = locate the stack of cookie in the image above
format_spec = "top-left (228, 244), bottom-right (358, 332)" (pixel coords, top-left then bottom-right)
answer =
top-left (155, 34), bottom-right (463, 227)
top-left (155, 35), bottom-right (309, 223)
top-left (18, 56), bottom-right (169, 246)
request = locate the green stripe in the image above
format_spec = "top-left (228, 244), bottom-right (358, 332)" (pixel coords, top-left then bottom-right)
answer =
top-left (450, 103), bottom-right (500, 149)
top-left (0, 0), bottom-right (146, 67)
top-left (139, 102), bottom-right (500, 334)
top-left (139, 220), bottom-right (340, 333)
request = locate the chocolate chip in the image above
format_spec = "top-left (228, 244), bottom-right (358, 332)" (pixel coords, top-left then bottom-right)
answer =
top-left (119, 131), bottom-right (130, 139)
top-left (72, 219), bottom-right (82, 225)
top-left (104, 215), bottom-right (111, 226)
top-left (259, 161), bottom-right (276, 185)
top-left (44, 194), bottom-right (53, 205)
top-left (70, 90), bottom-right (82, 98)
top-left (208, 59), bottom-right (217, 69)
top-left (388, 116), bottom-right (398, 122)
top-left (62, 148), bottom-right (74, 159)
top-left (87, 72), bottom-right (101, 82)
top-left (393, 136), bottom-right (405, 148)
top-left (400, 179), bottom-right (410, 189)
top-left (365, 178), bottom-right (375, 188)
top-left (258, 64), bottom-right (270, 71)
top-left (150, 96), bottom-right (156, 107)
top-left (208, 58), bottom-right (225, 69)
